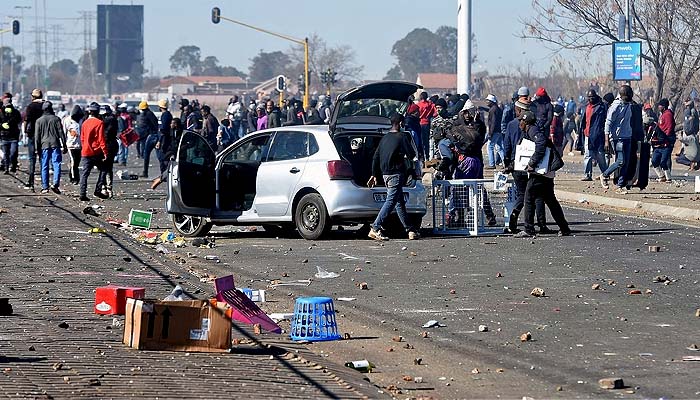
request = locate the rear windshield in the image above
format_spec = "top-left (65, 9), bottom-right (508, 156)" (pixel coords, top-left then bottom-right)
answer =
top-left (336, 98), bottom-right (407, 120)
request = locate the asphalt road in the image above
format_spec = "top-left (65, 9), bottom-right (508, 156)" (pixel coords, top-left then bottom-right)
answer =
top-left (2, 155), bottom-right (699, 399)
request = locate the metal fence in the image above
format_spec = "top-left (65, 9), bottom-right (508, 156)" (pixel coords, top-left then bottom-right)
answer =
top-left (432, 178), bottom-right (516, 236)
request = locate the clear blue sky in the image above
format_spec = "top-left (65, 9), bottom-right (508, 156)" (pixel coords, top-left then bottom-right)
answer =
top-left (1, 0), bottom-right (570, 80)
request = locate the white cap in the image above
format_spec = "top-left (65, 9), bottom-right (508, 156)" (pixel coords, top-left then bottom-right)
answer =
top-left (517, 86), bottom-right (530, 96)
top-left (486, 94), bottom-right (498, 104)
top-left (462, 99), bottom-right (476, 111)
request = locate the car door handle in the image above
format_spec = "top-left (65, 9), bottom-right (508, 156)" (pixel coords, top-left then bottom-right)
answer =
top-left (289, 167), bottom-right (300, 174)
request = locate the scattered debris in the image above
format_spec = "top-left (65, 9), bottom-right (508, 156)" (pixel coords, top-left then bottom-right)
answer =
top-left (413, 358), bottom-right (422, 365)
top-left (648, 245), bottom-right (661, 252)
top-left (414, 376), bottom-right (424, 383)
top-left (520, 332), bottom-right (532, 342)
top-left (88, 227), bottom-right (107, 234)
top-left (629, 289), bottom-right (642, 295)
top-left (471, 368), bottom-right (480, 374)
top-left (402, 375), bottom-right (413, 382)
top-left (82, 207), bottom-right (100, 217)
top-left (52, 362), bottom-right (63, 371)
top-left (0, 298), bottom-right (13, 316)
top-left (478, 325), bottom-right (489, 332)
top-left (598, 377), bottom-right (624, 389)
top-left (315, 266), bottom-right (340, 279)
top-left (591, 283), bottom-right (601, 290)
top-left (204, 255), bottom-right (220, 263)
top-left (645, 289), bottom-right (653, 295)
top-left (682, 356), bottom-right (700, 362)
top-left (653, 275), bottom-right (670, 283)
top-left (695, 309), bottom-right (700, 318)
top-left (359, 282), bottom-right (369, 290)
top-left (392, 336), bottom-right (404, 342)
top-left (58, 321), bottom-right (69, 329)
top-left (336, 297), bottom-right (356, 302)
top-left (28, 345), bottom-right (35, 351)
top-left (530, 287), bottom-right (545, 297)
top-left (422, 320), bottom-right (445, 328)
top-left (449, 289), bottom-right (456, 294)
top-left (687, 344), bottom-right (699, 351)
top-left (496, 272), bottom-right (503, 278)
top-left (420, 331), bottom-right (429, 338)
top-left (253, 324), bottom-right (262, 335)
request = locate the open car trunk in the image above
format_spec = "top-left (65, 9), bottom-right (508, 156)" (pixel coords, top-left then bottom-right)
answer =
top-left (333, 133), bottom-right (383, 187)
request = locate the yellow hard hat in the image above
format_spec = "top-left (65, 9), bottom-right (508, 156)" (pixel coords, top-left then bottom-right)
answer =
top-left (157, 99), bottom-right (168, 109)
top-left (138, 101), bottom-right (148, 110)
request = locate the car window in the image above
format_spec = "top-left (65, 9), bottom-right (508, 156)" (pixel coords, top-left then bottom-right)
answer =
top-left (223, 133), bottom-right (272, 163)
top-left (267, 131), bottom-right (315, 162)
top-left (179, 132), bottom-right (214, 167)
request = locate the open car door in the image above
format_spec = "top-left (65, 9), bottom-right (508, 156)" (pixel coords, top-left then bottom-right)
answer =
top-left (166, 131), bottom-right (216, 216)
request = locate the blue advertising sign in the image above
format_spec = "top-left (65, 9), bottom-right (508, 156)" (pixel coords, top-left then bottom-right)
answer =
top-left (612, 41), bottom-right (642, 81)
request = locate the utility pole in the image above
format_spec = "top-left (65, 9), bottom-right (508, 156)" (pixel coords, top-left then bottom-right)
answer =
top-left (457, 0), bottom-right (472, 95)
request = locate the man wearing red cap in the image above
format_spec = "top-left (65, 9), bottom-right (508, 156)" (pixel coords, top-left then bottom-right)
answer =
top-left (533, 87), bottom-right (553, 136)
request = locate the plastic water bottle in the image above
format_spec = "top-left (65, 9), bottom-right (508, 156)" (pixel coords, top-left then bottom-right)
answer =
top-left (344, 360), bottom-right (375, 373)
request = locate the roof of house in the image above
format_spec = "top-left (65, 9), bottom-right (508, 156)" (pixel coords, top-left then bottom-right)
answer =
top-left (416, 73), bottom-right (457, 90)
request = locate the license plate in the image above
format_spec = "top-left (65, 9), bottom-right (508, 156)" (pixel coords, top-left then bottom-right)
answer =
top-left (373, 193), bottom-right (409, 202)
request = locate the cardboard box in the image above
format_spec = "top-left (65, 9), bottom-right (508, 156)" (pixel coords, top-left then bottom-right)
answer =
top-left (95, 286), bottom-right (145, 315)
top-left (123, 299), bottom-right (231, 352)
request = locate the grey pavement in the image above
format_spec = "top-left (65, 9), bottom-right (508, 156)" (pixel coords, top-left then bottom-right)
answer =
top-left (0, 167), bottom-right (380, 399)
top-left (2, 150), bottom-right (700, 399)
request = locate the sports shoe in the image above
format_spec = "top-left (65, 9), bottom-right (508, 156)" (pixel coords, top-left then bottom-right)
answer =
top-left (538, 226), bottom-right (557, 235)
top-left (598, 175), bottom-right (609, 189)
top-left (50, 185), bottom-right (61, 194)
top-left (513, 230), bottom-right (535, 238)
top-left (615, 187), bottom-right (628, 195)
top-left (580, 176), bottom-right (592, 181)
top-left (408, 231), bottom-right (421, 240)
top-left (40, 188), bottom-right (50, 194)
top-left (79, 195), bottom-right (90, 202)
top-left (93, 191), bottom-right (109, 200)
top-left (368, 228), bottom-right (389, 241)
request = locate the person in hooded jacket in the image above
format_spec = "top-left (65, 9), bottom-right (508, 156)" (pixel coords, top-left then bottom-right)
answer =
top-left (533, 87), bottom-right (553, 135)
top-left (485, 94), bottom-right (504, 169)
top-left (579, 89), bottom-right (609, 180)
top-left (600, 85), bottom-right (635, 193)
top-left (304, 99), bottom-right (323, 125)
top-left (550, 104), bottom-right (565, 155)
top-left (23, 88), bottom-right (45, 191)
top-left (0, 93), bottom-right (22, 174)
top-left (35, 101), bottom-right (68, 194)
top-left (64, 105), bottom-right (83, 184)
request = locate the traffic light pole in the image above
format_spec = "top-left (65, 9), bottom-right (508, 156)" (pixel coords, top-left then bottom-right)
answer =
top-left (213, 10), bottom-right (309, 108)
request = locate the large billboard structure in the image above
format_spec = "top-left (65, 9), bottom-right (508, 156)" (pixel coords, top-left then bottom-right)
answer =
top-left (97, 5), bottom-right (144, 94)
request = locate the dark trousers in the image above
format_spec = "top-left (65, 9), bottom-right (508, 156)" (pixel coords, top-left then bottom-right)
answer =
top-left (509, 171), bottom-right (546, 231)
top-left (1, 140), bottom-right (18, 171)
top-left (26, 139), bottom-right (37, 187)
top-left (142, 134), bottom-right (158, 177)
top-left (523, 174), bottom-right (570, 234)
top-left (68, 148), bottom-right (81, 183)
top-left (420, 124), bottom-right (430, 160)
top-left (79, 155), bottom-right (105, 197)
top-left (98, 157), bottom-right (115, 193)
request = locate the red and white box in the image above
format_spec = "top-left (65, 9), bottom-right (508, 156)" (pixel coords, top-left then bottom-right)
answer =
top-left (95, 286), bottom-right (145, 315)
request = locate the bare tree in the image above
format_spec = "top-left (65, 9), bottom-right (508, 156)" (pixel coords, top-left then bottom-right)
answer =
top-left (521, 0), bottom-right (700, 109)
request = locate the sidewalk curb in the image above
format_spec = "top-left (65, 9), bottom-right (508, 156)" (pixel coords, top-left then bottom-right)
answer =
top-left (556, 189), bottom-right (700, 222)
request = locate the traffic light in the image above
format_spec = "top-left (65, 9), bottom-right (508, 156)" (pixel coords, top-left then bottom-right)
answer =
top-left (276, 75), bottom-right (286, 92)
top-left (12, 20), bottom-right (19, 35)
top-left (297, 74), bottom-right (304, 93)
top-left (330, 70), bottom-right (337, 84)
top-left (211, 7), bottom-right (221, 24)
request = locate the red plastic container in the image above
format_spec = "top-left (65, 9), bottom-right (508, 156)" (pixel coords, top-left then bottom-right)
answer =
top-left (95, 286), bottom-right (145, 315)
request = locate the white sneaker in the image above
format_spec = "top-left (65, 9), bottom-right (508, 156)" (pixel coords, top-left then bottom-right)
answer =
top-left (598, 175), bottom-right (609, 189)
top-left (408, 231), bottom-right (421, 240)
top-left (368, 228), bottom-right (389, 241)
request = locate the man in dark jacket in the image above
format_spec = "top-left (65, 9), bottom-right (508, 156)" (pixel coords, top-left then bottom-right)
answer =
top-left (23, 88), bottom-right (45, 191)
top-left (485, 94), bottom-right (504, 169)
top-left (137, 101), bottom-right (159, 178)
top-left (304, 99), bottom-right (323, 125)
top-left (156, 99), bottom-right (173, 174)
top-left (0, 93), bottom-right (22, 173)
top-left (367, 113), bottom-right (420, 241)
top-left (503, 100), bottom-right (549, 234)
top-left (35, 101), bottom-right (68, 194)
top-left (266, 100), bottom-right (282, 128)
top-left (533, 87), bottom-right (553, 136)
top-left (514, 111), bottom-right (571, 237)
top-left (98, 106), bottom-right (119, 197)
top-left (580, 89), bottom-right (609, 180)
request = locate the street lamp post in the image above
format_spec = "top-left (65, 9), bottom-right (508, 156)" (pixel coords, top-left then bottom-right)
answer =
top-left (211, 7), bottom-right (310, 108)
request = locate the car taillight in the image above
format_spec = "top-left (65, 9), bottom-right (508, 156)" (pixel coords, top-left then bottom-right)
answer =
top-left (327, 160), bottom-right (354, 180)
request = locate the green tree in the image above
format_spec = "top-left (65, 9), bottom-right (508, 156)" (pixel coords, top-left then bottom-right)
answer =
top-left (48, 59), bottom-right (79, 93)
top-left (384, 65), bottom-right (404, 80)
top-left (248, 50), bottom-right (290, 82)
top-left (200, 56), bottom-right (221, 75)
top-left (169, 45), bottom-right (201, 76)
top-left (387, 26), bottom-right (465, 82)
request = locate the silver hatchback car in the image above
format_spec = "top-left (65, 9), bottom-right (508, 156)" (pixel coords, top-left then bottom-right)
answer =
top-left (166, 81), bottom-right (427, 240)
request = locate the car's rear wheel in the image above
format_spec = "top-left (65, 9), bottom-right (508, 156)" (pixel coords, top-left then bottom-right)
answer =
top-left (262, 223), bottom-right (298, 238)
top-left (171, 214), bottom-right (212, 237)
top-left (294, 193), bottom-right (331, 240)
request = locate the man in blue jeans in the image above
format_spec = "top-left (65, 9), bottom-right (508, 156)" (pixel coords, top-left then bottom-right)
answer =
top-left (34, 101), bottom-right (68, 194)
top-left (485, 94), bottom-right (504, 169)
top-left (601, 85), bottom-right (634, 194)
top-left (367, 113), bottom-right (420, 241)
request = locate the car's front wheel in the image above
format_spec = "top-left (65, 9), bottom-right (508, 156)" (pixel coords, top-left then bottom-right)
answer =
top-left (171, 214), bottom-right (212, 237)
top-left (294, 193), bottom-right (331, 240)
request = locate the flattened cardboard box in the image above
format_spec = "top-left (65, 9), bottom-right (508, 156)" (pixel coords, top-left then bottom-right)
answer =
top-left (123, 299), bottom-right (231, 352)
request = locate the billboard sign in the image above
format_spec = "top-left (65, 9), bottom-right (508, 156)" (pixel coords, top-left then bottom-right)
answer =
top-left (612, 41), bottom-right (642, 81)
